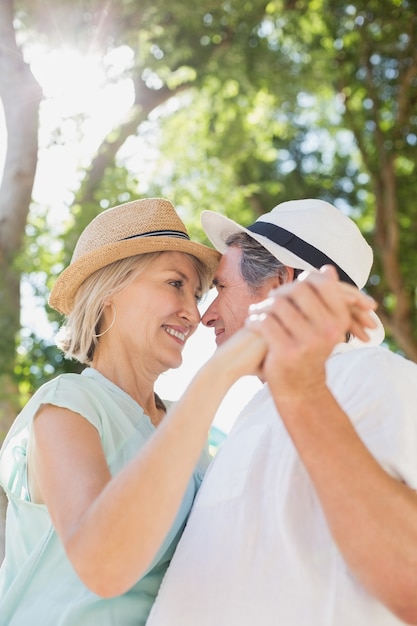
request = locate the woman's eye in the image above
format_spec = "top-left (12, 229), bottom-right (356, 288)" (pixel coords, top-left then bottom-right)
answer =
top-left (169, 280), bottom-right (183, 289)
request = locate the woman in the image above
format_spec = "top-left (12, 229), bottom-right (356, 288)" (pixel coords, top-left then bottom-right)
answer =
top-left (0, 197), bottom-right (265, 626)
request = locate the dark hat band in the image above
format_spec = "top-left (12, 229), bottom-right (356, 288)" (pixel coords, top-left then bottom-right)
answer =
top-left (247, 222), bottom-right (356, 286)
top-left (122, 229), bottom-right (190, 241)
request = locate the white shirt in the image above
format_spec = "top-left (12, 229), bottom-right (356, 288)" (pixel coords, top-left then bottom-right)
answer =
top-left (147, 344), bottom-right (417, 626)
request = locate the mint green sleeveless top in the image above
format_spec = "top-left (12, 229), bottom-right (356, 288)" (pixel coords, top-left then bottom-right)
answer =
top-left (0, 368), bottom-right (209, 625)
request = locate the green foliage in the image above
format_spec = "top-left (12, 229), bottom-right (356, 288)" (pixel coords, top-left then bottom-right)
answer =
top-left (15, 332), bottom-right (83, 408)
top-left (3, 0), bottom-right (417, 412)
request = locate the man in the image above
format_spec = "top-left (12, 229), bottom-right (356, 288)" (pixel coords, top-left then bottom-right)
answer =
top-left (147, 199), bottom-right (417, 626)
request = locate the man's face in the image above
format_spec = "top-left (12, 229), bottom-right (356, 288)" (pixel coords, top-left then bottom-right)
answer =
top-left (201, 246), bottom-right (274, 346)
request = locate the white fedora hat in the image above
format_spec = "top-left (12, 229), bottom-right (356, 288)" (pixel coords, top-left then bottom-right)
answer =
top-left (201, 198), bottom-right (384, 346)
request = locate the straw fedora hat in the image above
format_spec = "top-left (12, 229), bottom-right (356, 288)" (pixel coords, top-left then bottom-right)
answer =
top-left (49, 198), bottom-right (220, 315)
top-left (201, 198), bottom-right (385, 346)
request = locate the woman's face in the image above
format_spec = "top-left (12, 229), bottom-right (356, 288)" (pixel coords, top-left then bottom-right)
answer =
top-left (107, 251), bottom-right (203, 374)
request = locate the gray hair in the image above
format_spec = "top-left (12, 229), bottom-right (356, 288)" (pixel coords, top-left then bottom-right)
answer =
top-left (226, 231), bottom-right (350, 341)
top-left (225, 232), bottom-right (292, 293)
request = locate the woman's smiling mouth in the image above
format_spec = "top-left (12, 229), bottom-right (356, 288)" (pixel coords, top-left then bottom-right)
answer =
top-left (162, 325), bottom-right (189, 343)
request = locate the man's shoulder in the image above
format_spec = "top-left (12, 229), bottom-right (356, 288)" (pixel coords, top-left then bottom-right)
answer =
top-left (330, 344), bottom-right (417, 375)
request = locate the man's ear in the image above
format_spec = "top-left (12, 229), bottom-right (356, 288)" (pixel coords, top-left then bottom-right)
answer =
top-left (284, 266), bottom-right (295, 283)
top-left (272, 266), bottom-right (294, 288)
top-left (263, 266), bottom-right (293, 294)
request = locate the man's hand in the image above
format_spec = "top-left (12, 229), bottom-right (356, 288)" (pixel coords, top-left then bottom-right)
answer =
top-left (245, 265), bottom-right (377, 398)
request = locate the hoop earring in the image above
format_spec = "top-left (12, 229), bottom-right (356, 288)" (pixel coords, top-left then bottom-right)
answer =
top-left (94, 303), bottom-right (117, 338)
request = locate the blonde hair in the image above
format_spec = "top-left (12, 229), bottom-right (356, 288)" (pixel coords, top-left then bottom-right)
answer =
top-left (55, 252), bottom-right (209, 364)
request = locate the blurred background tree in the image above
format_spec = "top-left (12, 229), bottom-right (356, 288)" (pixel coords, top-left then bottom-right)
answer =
top-left (0, 0), bottom-right (416, 433)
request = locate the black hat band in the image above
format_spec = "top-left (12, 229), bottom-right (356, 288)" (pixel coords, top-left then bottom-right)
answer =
top-left (247, 222), bottom-right (356, 286)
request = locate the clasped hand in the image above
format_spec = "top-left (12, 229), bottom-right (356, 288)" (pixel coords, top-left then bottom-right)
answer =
top-left (244, 265), bottom-right (378, 395)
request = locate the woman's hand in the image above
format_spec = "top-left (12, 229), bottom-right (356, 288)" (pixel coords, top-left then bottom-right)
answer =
top-left (210, 326), bottom-right (267, 384)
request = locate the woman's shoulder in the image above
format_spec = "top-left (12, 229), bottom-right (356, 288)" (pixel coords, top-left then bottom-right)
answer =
top-left (28, 371), bottom-right (105, 412)
top-left (3, 371), bottom-right (119, 447)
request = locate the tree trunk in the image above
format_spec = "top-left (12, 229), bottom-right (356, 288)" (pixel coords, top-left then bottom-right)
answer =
top-left (0, 0), bottom-right (42, 440)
